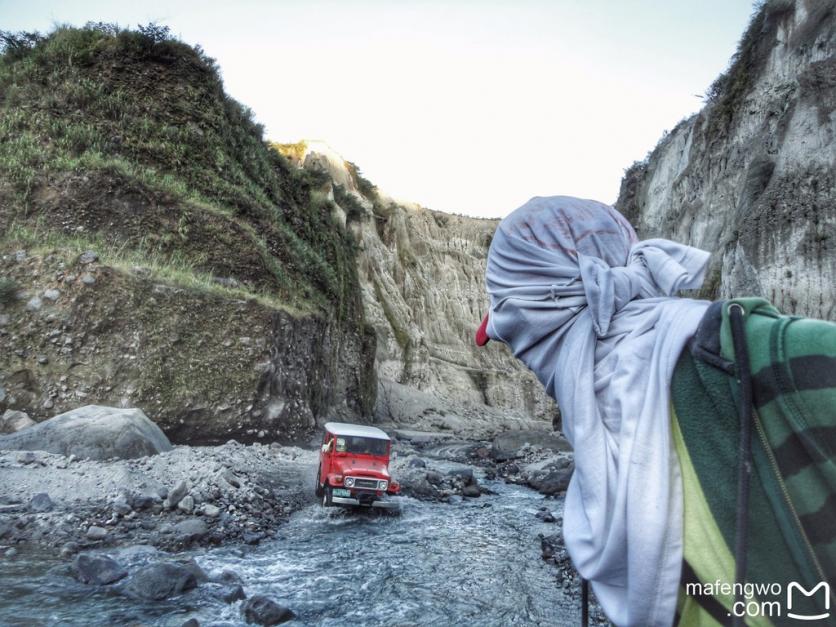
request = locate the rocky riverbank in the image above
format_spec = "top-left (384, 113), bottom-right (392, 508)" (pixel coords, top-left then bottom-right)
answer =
top-left (0, 405), bottom-right (600, 624)
top-left (0, 440), bottom-right (313, 556)
top-left (0, 406), bottom-right (577, 553)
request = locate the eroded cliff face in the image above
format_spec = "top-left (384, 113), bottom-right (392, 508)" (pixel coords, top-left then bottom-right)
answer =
top-left (0, 27), bottom-right (377, 443)
top-left (0, 249), bottom-right (376, 445)
top-left (616, 0), bottom-right (835, 319)
top-left (282, 142), bottom-right (556, 429)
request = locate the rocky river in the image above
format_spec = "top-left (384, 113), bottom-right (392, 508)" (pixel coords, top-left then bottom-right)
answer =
top-left (0, 477), bottom-right (594, 626)
top-left (0, 407), bottom-right (606, 626)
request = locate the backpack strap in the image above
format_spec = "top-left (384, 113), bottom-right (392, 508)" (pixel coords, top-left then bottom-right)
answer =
top-left (728, 303), bottom-right (754, 627)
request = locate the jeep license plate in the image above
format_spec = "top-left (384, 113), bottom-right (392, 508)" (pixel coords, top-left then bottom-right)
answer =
top-left (333, 488), bottom-right (351, 497)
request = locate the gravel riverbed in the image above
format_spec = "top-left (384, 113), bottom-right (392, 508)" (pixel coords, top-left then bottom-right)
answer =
top-left (0, 430), bottom-right (607, 625)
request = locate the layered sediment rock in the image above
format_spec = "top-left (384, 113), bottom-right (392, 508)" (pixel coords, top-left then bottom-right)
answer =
top-left (283, 141), bottom-right (557, 426)
top-left (616, 0), bottom-right (835, 319)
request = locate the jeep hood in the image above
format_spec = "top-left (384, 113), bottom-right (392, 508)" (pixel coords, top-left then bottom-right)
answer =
top-left (331, 456), bottom-right (390, 479)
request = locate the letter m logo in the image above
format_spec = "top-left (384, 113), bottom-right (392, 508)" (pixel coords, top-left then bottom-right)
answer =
top-left (787, 582), bottom-right (831, 621)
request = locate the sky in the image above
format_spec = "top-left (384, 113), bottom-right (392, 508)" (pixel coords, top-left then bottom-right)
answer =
top-left (2, 0), bottom-right (756, 218)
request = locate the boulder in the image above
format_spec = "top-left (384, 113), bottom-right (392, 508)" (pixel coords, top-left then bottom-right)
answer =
top-left (534, 507), bottom-right (557, 523)
top-left (123, 561), bottom-right (198, 600)
top-left (179, 557), bottom-right (209, 583)
top-left (242, 594), bottom-right (295, 625)
top-left (446, 467), bottom-right (475, 485)
top-left (167, 480), bottom-right (188, 508)
top-left (29, 493), bottom-right (54, 513)
top-left (111, 495), bottom-right (132, 515)
top-left (174, 518), bottom-right (207, 542)
top-left (425, 471), bottom-right (443, 486)
top-left (540, 533), bottom-right (560, 560)
top-left (491, 430), bottom-right (572, 461)
top-left (209, 569), bottom-right (243, 586)
top-left (461, 484), bottom-right (481, 498)
top-left (72, 553), bottom-right (127, 585)
top-left (1, 409), bottom-right (35, 434)
top-left (86, 526), bottom-right (107, 540)
top-left (218, 584), bottom-right (246, 603)
top-left (0, 405), bottom-right (172, 460)
top-left (523, 457), bottom-right (574, 495)
top-left (201, 503), bottom-right (221, 518)
top-left (535, 507), bottom-right (557, 523)
top-left (129, 493), bottom-right (157, 510)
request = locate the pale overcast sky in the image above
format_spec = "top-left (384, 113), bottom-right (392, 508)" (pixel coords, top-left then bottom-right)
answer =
top-left (2, 1), bottom-right (755, 217)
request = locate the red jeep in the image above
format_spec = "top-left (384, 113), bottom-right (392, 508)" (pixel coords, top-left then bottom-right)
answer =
top-left (316, 422), bottom-right (400, 510)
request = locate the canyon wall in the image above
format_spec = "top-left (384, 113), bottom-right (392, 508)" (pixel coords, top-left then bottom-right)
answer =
top-left (616, 0), bottom-right (835, 319)
top-left (284, 142), bottom-right (557, 431)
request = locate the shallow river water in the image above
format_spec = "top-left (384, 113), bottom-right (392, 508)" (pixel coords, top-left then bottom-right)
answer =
top-left (0, 478), bottom-right (584, 626)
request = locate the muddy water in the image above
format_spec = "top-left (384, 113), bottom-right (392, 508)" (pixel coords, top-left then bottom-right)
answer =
top-left (0, 478), bottom-right (583, 626)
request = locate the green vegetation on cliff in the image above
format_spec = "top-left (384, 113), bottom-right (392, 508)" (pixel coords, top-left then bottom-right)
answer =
top-left (0, 23), bottom-right (360, 320)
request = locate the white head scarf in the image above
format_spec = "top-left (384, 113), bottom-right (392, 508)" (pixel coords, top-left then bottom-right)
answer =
top-left (484, 196), bottom-right (710, 626)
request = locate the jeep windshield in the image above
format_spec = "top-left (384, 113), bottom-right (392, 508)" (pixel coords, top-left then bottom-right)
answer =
top-left (335, 436), bottom-right (389, 456)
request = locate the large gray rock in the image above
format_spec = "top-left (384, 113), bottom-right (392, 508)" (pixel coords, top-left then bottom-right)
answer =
top-left (0, 405), bottom-right (171, 460)
top-left (122, 562), bottom-right (197, 600)
top-left (0, 409), bottom-right (35, 434)
top-left (174, 519), bottom-right (207, 542)
top-left (29, 493), bottom-right (54, 513)
top-left (242, 594), bottom-right (295, 625)
top-left (73, 553), bottom-right (128, 585)
top-left (491, 430), bottom-right (572, 461)
top-left (523, 457), bottom-right (574, 496)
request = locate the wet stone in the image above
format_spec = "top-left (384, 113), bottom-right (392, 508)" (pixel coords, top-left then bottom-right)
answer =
top-left (72, 553), bottom-right (127, 585)
top-left (219, 583), bottom-right (246, 604)
top-left (242, 595), bottom-right (295, 625)
top-left (123, 561), bottom-right (198, 600)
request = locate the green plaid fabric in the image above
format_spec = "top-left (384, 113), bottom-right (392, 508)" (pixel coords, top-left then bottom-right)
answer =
top-left (672, 298), bottom-right (836, 625)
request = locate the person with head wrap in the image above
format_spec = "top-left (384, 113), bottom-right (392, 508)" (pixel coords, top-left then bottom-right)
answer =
top-left (476, 196), bottom-right (836, 626)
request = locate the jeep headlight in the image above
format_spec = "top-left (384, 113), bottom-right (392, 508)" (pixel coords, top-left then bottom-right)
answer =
top-left (344, 477), bottom-right (355, 488)
top-left (378, 480), bottom-right (388, 491)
